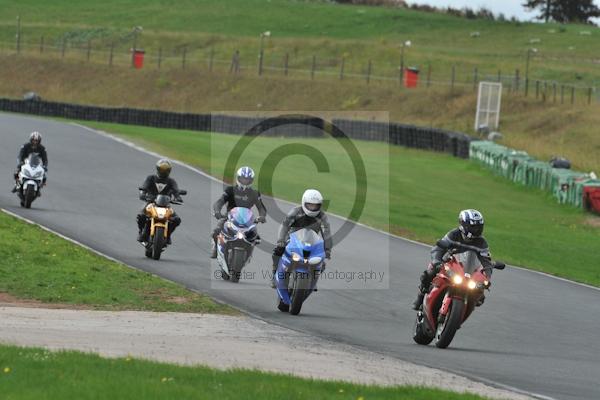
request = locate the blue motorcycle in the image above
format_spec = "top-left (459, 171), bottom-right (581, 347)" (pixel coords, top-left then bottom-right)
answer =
top-left (275, 228), bottom-right (325, 315)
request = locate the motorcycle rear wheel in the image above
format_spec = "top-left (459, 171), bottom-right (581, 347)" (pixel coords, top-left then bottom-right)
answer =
top-left (434, 298), bottom-right (464, 349)
top-left (413, 312), bottom-right (434, 345)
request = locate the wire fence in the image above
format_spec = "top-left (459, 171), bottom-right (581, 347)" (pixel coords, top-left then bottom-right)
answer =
top-left (1, 36), bottom-right (598, 107)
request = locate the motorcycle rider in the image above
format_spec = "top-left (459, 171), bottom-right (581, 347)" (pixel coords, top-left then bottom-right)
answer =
top-left (12, 131), bottom-right (48, 193)
top-left (412, 209), bottom-right (493, 310)
top-left (210, 166), bottom-right (267, 258)
top-left (270, 189), bottom-right (332, 288)
top-left (137, 159), bottom-right (183, 245)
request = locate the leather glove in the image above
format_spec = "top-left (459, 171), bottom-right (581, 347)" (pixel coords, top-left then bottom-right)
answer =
top-left (174, 196), bottom-right (183, 203)
top-left (325, 250), bottom-right (331, 260)
top-left (431, 260), bottom-right (443, 273)
top-left (214, 211), bottom-right (224, 220)
top-left (256, 216), bottom-right (266, 223)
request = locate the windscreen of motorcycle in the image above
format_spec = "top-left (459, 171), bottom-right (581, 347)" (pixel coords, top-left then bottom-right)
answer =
top-left (26, 154), bottom-right (42, 168)
top-left (455, 250), bottom-right (482, 274)
top-left (289, 228), bottom-right (324, 249)
top-left (229, 207), bottom-right (254, 228)
top-left (155, 194), bottom-right (171, 207)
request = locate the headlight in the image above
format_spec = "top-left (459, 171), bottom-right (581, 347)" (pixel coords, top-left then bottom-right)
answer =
top-left (467, 280), bottom-right (477, 290)
top-left (33, 171), bottom-right (43, 178)
top-left (452, 275), bottom-right (463, 285)
top-left (237, 232), bottom-right (244, 239)
top-left (308, 256), bottom-right (322, 265)
top-left (23, 170), bottom-right (32, 178)
top-left (291, 252), bottom-right (301, 262)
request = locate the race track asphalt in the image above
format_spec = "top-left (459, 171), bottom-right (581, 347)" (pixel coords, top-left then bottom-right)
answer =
top-left (1, 113), bottom-right (598, 400)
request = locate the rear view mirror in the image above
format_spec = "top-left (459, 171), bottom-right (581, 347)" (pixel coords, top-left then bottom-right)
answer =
top-left (494, 261), bottom-right (506, 270)
top-left (179, 190), bottom-right (187, 195)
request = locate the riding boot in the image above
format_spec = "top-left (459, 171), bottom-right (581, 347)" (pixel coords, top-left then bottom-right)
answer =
top-left (412, 292), bottom-right (425, 310)
top-left (210, 236), bottom-right (217, 259)
top-left (270, 265), bottom-right (277, 288)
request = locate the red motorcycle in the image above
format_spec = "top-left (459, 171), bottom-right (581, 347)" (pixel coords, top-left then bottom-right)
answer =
top-left (413, 242), bottom-right (505, 349)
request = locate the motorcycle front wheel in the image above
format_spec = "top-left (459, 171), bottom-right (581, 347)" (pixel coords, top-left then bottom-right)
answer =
top-left (152, 227), bottom-right (166, 260)
top-left (24, 185), bottom-right (35, 208)
top-left (434, 298), bottom-right (464, 349)
top-left (290, 271), bottom-right (311, 315)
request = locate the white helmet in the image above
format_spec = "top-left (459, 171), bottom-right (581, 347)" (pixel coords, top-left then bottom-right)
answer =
top-left (236, 166), bottom-right (255, 190)
top-left (29, 131), bottom-right (42, 145)
top-left (301, 189), bottom-right (323, 217)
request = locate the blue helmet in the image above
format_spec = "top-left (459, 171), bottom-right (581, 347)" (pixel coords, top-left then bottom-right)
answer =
top-left (458, 209), bottom-right (484, 239)
top-left (236, 166), bottom-right (255, 190)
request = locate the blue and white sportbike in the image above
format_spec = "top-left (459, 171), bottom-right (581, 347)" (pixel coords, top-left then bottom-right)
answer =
top-left (216, 207), bottom-right (260, 283)
top-left (275, 228), bottom-right (325, 315)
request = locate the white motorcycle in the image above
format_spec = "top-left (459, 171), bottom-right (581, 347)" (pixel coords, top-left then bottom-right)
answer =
top-left (17, 154), bottom-right (46, 208)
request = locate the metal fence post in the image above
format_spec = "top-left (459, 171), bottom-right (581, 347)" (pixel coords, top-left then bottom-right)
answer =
top-left (158, 47), bottom-right (162, 69)
top-left (61, 38), bottom-right (66, 58)
top-left (86, 40), bottom-right (91, 62)
top-left (109, 43), bottom-right (114, 67)
top-left (426, 63), bottom-right (431, 88)
top-left (588, 87), bottom-right (592, 105)
top-left (39, 36), bottom-right (44, 53)
top-left (366, 60), bottom-right (372, 84)
top-left (553, 82), bottom-right (557, 103)
top-left (339, 57), bottom-right (345, 80)
top-left (535, 80), bottom-right (540, 99)
top-left (284, 53), bottom-right (289, 76)
top-left (451, 65), bottom-right (456, 92)
top-left (182, 46), bottom-right (187, 70)
top-left (258, 49), bottom-right (264, 76)
top-left (515, 69), bottom-right (520, 93)
top-left (473, 67), bottom-right (478, 91)
top-left (571, 86), bottom-right (575, 105)
top-left (209, 47), bottom-right (214, 72)
top-left (561, 85), bottom-right (564, 104)
top-left (16, 16), bottom-right (21, 54)
top-left (311, 55), bottom-right (316, 80)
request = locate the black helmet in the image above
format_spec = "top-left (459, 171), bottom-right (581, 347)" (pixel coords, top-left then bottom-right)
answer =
top-left (155, 159), bottom-right (172, 179)
top-left (458, 209), bottom-right (484, 239)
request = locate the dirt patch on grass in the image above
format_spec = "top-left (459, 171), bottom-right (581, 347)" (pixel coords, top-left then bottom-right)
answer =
top-left (583, 215), bottom-right (600, 228)
top-left (166, 296), bottom-right (190, 305)
top-left (0, 293), bottom-right (93, 310)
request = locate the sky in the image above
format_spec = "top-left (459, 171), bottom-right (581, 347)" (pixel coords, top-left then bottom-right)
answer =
top-left (405, 0), bottom-right (600, 21)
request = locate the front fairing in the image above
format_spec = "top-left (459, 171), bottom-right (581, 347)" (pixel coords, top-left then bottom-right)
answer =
top-left (276, 229), bottom-right (325, 303)
top-left (20, 163), bottom-right (45, 182)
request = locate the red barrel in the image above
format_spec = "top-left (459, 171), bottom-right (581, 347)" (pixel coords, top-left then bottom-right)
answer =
top-left (583, 185), bottom-right (600, 214)
top-left (404, 67), bottom-right (419, 88)
top-left (132, 49), bottom-right (145, 69)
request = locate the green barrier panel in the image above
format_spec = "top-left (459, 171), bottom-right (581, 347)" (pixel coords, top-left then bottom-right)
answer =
top-left (469, 141), bottom-right (595, 210)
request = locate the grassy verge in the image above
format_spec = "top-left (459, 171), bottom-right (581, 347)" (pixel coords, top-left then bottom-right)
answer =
top-left (0, 210), bottom-right (235, 313)
top-left (0, 344), bottom-right (489, 400)
top-left (82, 121), bottom-right (600, 286)
top-left (1, 0), bottom-right (599, 84)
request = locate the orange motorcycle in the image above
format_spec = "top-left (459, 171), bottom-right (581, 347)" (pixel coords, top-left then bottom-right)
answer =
top-left (140, 191), bottom-right (186, 260)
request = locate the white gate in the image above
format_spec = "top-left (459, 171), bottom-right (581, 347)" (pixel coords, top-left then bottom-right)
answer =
top-left (475, 82), bottom-right (502, 132)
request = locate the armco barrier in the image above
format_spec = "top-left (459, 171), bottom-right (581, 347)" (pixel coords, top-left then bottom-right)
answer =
top-left (470, 140), bottom-right (598, 213)
top-left (0, 98), bottom-right (472, 158)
